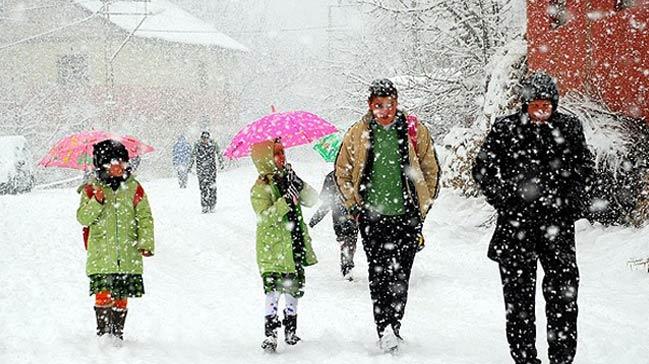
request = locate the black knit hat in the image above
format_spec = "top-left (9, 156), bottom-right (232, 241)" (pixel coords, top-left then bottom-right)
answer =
top-left (201, 131), bottom-right (210, 139)
top-left (92, 139), bottom-right (129, 169)
top-left (520, 71), bottom-right (560, 113)
top-left (368, 78), bottom-right (398, 101)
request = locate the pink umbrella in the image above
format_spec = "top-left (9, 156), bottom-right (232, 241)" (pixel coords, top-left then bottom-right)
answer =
top-left (224, 110), bottom-right (337, 159)
top-left (39, 131), bottom-right (155, 171)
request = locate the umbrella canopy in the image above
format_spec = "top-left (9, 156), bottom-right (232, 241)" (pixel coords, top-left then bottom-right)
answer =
top-left (312, 132), bottom-right (343, 162)
top-left (223, 110), bottom-right (337, 159)
top-left (39, 131), bottom-right (154, 171)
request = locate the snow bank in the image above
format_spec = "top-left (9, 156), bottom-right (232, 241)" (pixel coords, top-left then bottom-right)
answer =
top-left (0, 161), bottom-right (646, 363)
top-left (0, 135), bottom-right (33, 184)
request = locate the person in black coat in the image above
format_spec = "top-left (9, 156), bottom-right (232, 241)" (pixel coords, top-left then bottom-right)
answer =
top-left (189, 131), bottom-right (223, 213)
top-left (309, 171), bottom-right (359, 280)
top-left (472, 71), bottom-right (595, 364)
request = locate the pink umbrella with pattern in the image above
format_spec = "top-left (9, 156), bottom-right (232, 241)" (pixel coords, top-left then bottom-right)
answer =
top-left (223, 109), bottom-right (337, 159)
top-left (39, 131), bottom-right (154, 171)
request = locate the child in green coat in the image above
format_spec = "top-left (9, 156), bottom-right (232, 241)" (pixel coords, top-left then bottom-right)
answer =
top-left (250, 139), bottom-right (318, 353)
top-left (77, 140), bottom-right (154, 343)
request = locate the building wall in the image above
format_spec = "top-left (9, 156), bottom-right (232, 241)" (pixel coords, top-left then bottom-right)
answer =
top-left (0, 0), bottom-right (242, 179)
top-left (527, 0), bottom-right (648, 121)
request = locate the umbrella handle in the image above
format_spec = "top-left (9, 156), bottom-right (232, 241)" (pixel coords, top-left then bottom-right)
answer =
top-left (271, 105), bottom-right (276, 113)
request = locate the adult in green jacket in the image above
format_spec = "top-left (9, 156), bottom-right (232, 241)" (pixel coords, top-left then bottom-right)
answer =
top-left (77, 139), bottom-right (154, 343)
top-left (250, 139), bottom-right (318, 353)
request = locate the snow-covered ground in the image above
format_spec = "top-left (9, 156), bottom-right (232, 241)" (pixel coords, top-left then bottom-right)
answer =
top-left (0, 160), bottom-right (647, 363)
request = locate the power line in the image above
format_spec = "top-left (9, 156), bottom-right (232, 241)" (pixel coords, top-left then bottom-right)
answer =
top-left (227, 25), bottom-right (354, 35)
top-left (0, 7), bottom-right (104, 51)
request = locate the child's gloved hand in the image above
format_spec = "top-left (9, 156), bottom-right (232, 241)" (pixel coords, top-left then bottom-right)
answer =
top-left (93, 187), bottom-right (105, 204)
top-left (284, 185), bottom-right (300, 205)
top-left (139, 249), bottom-right (153, 257)
top-left (285, 165), bottom-right (304, 191)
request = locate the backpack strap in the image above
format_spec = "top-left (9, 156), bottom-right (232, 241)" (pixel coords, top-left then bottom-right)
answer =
top-left (82, 184), bottom-right (94, 251)
top-left (133, 183), bottom-right (145, 207)
top-left (83, 184), bottom-right (94, 198)
top-left (406, 114), bottom-right (419, 154)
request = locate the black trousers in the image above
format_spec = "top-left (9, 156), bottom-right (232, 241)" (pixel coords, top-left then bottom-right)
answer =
top-left (497, 221), bottom-right (579, 364)
top-left (338, 234), bottom-right (358, 273)
top-left (176, 167), bottom-right (188, 188)
top-left (359, 212), bottom-right (419, 337)
top-left (198, 177), bottom-right (217, 208)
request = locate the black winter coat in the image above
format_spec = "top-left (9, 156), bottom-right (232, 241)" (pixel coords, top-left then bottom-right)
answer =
top-left (472, 111), bottom-right (595, 262)
top-left (309, 171), bottom-right (358, 239)
top-left (190, 140), bottom-right (222, 182)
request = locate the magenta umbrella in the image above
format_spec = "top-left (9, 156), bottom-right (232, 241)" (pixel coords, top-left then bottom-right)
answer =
top-left (223, 110), bottom-right (337, 159)
top-left (39, 131), bottom-right (154, 171)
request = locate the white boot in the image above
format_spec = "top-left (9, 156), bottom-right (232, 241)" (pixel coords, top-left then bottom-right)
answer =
top-left (378, 330), bottom-right (399, 353)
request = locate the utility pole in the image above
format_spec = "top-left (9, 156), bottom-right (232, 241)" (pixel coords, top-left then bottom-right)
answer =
top-left (101, 0), bottom-right (150, 130)
top-left (327, 0), bottom-right (355, 59)
top-left (102, 0), bottom-right (115, 129)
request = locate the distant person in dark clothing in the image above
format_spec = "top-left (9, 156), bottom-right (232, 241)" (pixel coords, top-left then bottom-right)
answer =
top-left (309, 170), bottom-right (359, 280)
top-left (472, 71), bottom-right (595, 364)
top-left (189, 131), bottom-right (223, 213)
top-left (172, 135), bottom-right (192, 189)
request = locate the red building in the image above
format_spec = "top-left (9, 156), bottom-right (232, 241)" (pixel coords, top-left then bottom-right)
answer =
top-left (527, 0), bottom-right (648, 121)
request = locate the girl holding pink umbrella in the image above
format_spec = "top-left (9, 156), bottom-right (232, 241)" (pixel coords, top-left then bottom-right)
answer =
top-left (225, 109), bottom-right (336, 353)
top-left (40, 132), bottom-right (155, 344)
top-left (76, 139), bottom-right (155, 344)
top-left (250, 138), bottom-right (319, 353)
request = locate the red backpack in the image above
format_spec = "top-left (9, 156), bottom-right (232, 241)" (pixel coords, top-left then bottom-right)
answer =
top-left (406, 114), bottom-right (419, 154)
top-left (82, 183), bottom-right (145, 250)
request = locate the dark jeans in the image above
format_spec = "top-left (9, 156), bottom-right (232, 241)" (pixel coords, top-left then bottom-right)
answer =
top-left (176, 167), bottom-right (188, 188)
top-left (359, 212), bottom-right (419, 337)
top-left (338, 234), bottom-right (357, 273)
top-left (199, 177), bottom-right (217, 208)
top-left (497, 221), bottom-right (579, 364)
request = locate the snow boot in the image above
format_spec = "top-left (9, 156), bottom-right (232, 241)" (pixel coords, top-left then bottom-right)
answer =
top-left (392, 322), bottom-right (404, 342)
top-left (111, 308), bottom-right (128, 341)
top-left (282, 310), bottom-right (301, 345)
top-left (378, 330), bottom-right (399, 353)
top-left (94, 306), bottom-right (112, 337)
top-left (261, 315), bottom-right (281, 353)
top-left (341, 266), bottom-right (354, 281)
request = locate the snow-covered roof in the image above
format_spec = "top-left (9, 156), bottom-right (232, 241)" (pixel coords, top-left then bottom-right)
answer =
top-left (73, 0), bottom-right (248, 51)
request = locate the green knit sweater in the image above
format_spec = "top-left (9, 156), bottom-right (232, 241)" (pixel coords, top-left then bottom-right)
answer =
top-left (366, 121), bottom-right (405, 216)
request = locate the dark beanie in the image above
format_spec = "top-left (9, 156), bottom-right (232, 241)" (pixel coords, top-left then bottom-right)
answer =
top-left (520, 71), bottom-right (560, 113)
top-left (368, 78), bottom-right (398, 101)
top-left (92, 139), bottom-right (129, 169)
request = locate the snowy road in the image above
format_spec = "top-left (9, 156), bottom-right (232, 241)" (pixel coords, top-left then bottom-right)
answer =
top-left (1, 161), bottom-right (647, 363)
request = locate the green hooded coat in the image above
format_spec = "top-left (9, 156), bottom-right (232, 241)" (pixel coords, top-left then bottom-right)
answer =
top-left (250, 141), bottom-right (318, 274)
top-left (77, 176), bottom-right (155, 276)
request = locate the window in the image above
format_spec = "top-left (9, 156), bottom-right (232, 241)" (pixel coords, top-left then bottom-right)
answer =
top-left (615, 0), bottom-right (634, 11)
top-left (548, 0), bottom-right (568, 29)
top-left (57, 55), bottom-right (88, 86)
